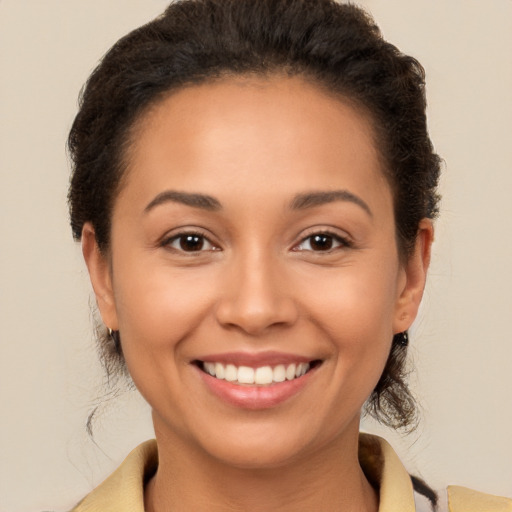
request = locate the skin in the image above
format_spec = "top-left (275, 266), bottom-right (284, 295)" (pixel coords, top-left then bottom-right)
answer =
top-left (83, 75), bottom-right (432, 511)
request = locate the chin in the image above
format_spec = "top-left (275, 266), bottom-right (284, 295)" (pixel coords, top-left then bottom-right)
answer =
top-left (203, 437), bottom-right (311, 470)
top-left (186, 412), bottom-right (359, 472)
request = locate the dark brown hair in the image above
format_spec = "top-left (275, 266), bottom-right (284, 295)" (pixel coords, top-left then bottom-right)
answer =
top-left (68, 0), bottom-right (440, 432)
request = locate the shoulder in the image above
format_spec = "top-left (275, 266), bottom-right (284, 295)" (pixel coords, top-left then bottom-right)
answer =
top-left (446, 485), bottom-right (512, 512)
top-left (359, 433), bottom-right (512, 512)
top-left (69, 440), bottom-right (157, 512)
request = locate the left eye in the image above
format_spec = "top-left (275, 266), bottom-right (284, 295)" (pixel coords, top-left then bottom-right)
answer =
top-left (294, 233), bottom-right (347, 252)
top-left (165, 233), bottom-right (216, 252)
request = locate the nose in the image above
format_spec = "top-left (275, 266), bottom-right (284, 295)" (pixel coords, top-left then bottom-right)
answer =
top-left (214, 249), bottom-right (299, 336)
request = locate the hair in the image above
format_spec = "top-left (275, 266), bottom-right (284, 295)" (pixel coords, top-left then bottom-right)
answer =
top-left (68, 0), bottom-right (440, 433)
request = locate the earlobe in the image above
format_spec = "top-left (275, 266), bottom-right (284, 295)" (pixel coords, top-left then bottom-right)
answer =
top-left (81, 223), bottom-right (119, 330)
top-left (393, 219), bottom-right (434, 333)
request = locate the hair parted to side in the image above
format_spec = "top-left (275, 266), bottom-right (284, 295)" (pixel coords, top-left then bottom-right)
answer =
top-left (68, 0), bottom-right (441, 431)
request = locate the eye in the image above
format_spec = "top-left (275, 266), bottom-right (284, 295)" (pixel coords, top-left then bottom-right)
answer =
top-left (164, 232), bottom-right (218, 252)
top-left (294, 232), bottom-right (349, 252)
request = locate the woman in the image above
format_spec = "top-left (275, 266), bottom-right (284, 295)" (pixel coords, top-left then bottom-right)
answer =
top-left (66, 1), bottom-right (510, 510)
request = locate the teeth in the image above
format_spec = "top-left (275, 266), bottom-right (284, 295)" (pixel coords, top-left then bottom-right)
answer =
top-left (295, 362), bottom-right (308, 378)
top-left (237, 366), bottom-right (255, 384)
top-left (201, 361), bottom-right (312, 385)
top-left (215, 362), bottom-right (225, 379)
top-left (225, 364), bottom-right (237, 382)
top-left (255, 366), bottom-right (273, 385)
top-left (204, 362), bottom-right (215, 376)
top-left (273, 364), bottom-right (286, 383)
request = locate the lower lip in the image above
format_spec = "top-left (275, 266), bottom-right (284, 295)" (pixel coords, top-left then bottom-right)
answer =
top-left (197, 367), bottom-right (316, 410)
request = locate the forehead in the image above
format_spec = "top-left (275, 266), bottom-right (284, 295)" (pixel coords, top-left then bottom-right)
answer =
top-left (121, 75), bottom-right (390, 211)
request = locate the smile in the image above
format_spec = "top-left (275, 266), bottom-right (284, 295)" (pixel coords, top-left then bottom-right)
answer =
top-left (194, 356), bottom-right (322, 409)
top-left (201, 361), bottom-right (312, 386)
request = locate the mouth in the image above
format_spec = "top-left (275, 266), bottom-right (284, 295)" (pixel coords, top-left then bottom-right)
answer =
top-left (195, 360), bottom-right (322, 386)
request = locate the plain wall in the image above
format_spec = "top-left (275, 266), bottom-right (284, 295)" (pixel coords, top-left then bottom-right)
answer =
top-left (1, 1), bottom-right (511, 510)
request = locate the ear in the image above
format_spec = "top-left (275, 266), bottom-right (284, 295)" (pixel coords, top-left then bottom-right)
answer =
top-left (393, 219), bottom-right (434, 333)
top-left (81, 223), bottom-right (119, 331)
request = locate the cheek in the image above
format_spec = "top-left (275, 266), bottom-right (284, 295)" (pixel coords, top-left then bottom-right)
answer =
top-left (299, 261), bottom-right (400, 339)
top-left (296, 260), bottom-right (399, 389)
top-left (112, 256), bottom-right (220, 355)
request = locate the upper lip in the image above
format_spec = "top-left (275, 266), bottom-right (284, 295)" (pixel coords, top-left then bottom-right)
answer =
top-left (194, 351), bottom-right (318, 367)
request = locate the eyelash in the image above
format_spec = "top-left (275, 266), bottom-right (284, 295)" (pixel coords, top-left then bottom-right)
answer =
top-left (161, 230), bottom-right (219, 253)
top-left (161, 229), bottom-right (351, 254)
top-left (293, 230), bottom-right (352, 253)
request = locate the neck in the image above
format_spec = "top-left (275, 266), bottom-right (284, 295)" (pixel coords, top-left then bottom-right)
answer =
top-left (144, 421), bottom-right (378, 512)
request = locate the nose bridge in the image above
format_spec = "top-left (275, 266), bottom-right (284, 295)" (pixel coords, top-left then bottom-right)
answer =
top-left (215, 241), bottom-right (297, 334)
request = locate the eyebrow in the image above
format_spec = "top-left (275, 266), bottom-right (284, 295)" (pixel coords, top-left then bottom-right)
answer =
top-left (290, 190), bottom-right (372, 217)
top-left (144, 188), bottom-right (372, 216)
top-left (144, 190), bottom-right (222, 213)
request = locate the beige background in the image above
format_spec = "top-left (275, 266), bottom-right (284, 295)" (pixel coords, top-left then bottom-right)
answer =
top-left (1, 1), bottom-right (511, 510)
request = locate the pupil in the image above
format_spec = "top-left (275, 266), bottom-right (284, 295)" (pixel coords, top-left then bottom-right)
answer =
top-left (180, 235), bottom-right (204, 251)
top-left (311, 234), bottom-right (332, 251)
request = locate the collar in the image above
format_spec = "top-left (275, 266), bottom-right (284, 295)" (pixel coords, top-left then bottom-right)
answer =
top-left (72, 434), bottom-right (416, 511)
top-left (359, 433), bottom-right (416, 511)
top-left (71, 439), bottom-right (158, 512)
top-left (71, 434), bottom-right (511, 512)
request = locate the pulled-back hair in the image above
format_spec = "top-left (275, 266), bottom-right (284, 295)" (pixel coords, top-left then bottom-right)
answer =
top-left (68, 0), bottom-right (441, 431)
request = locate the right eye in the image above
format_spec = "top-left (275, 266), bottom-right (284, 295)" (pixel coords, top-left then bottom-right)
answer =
top-left (163, 232), bottom-right (218, 253)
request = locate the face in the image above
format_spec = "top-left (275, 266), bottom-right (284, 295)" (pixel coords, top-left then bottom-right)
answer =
top-left (84, 76), bottom-right (431, 469)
